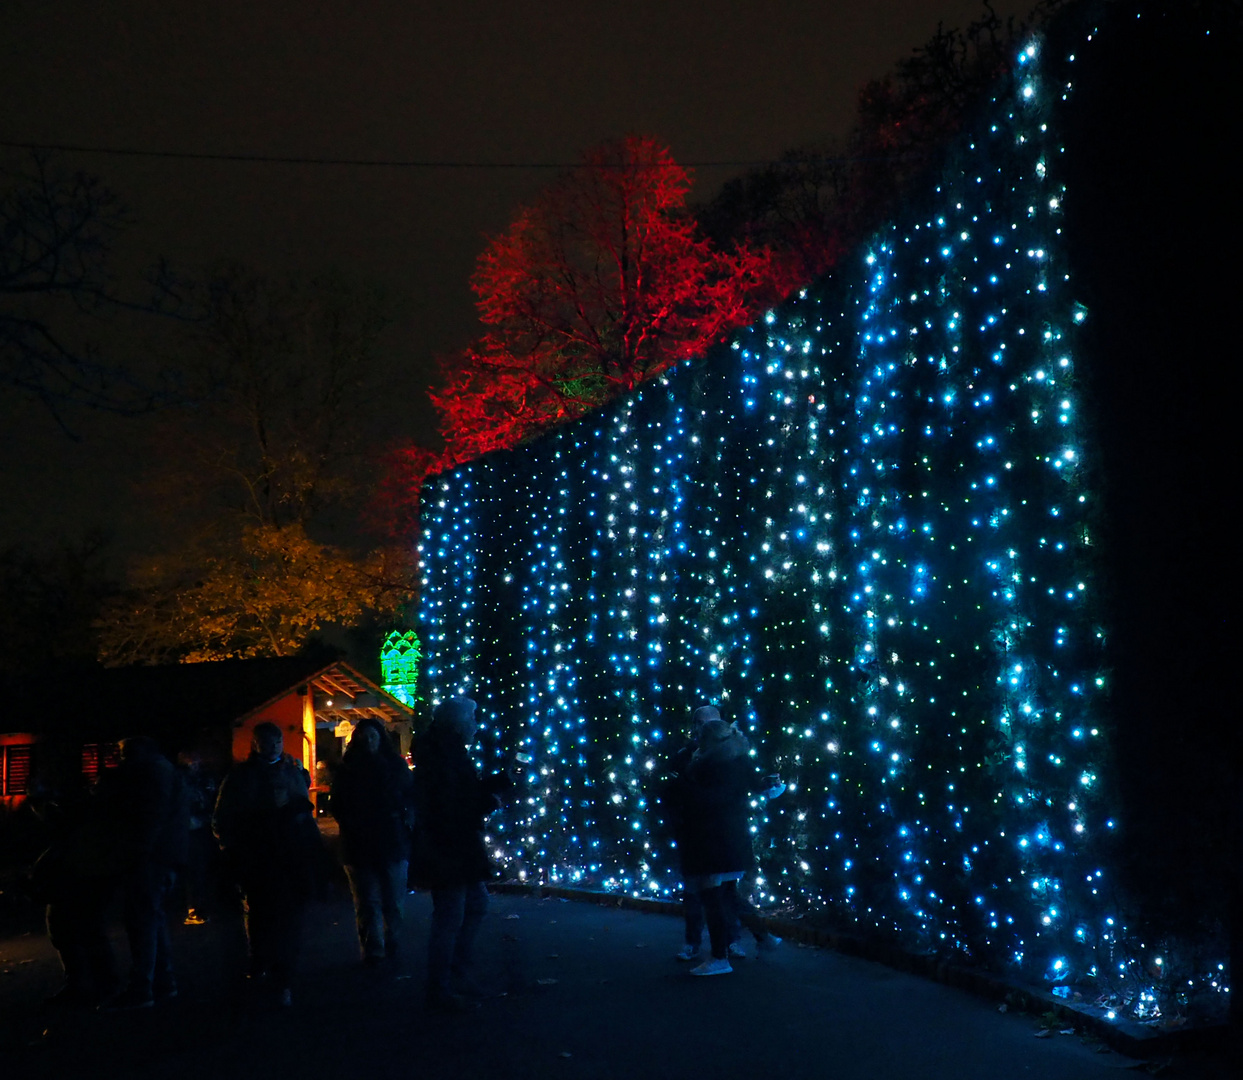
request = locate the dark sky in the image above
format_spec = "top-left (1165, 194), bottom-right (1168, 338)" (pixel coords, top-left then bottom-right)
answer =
top-left (1, 0), bottom-right (1031, 556)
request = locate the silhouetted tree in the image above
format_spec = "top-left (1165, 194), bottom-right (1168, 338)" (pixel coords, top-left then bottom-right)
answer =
top-left (0, 533), bottom-right (115, 676)
top-left (1, 151), bottom-right (180, 427)
top-left (699, 2), bottom-right (1058, 276)
top-left (97, 267), bottom-right (415, 664)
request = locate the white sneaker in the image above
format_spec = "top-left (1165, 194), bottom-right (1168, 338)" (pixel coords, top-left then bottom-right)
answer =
top-left (728, 941), bottom-right (747, 959)
top-left (756, 934), bottom-right (782, 952)
top-left (689, 958), bottom-right (733, 976)
top-left (675, 944), bottom-right (701, 961)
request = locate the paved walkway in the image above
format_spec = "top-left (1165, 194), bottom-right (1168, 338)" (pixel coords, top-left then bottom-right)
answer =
top-left (0, 885), bottom-right (1232, 1080)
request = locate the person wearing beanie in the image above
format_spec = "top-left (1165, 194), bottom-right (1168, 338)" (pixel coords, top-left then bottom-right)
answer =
top-left (411, 697), bottom-right (512, 1011)
top-left (678, 715), bottom-right (783, 975)
top-left (663, 705), bottom-right (742, 963)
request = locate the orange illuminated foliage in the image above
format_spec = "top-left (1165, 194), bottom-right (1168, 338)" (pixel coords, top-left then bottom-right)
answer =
top-left (97, 523), bottom-right (414, 665)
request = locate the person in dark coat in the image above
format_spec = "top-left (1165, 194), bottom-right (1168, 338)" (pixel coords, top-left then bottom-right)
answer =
top-left (664, 705), bottom-right (741, 962)
top-left (31, 782), bottom-right (120, 1009)
top-left (175, 750), bottom-right (220, 925)
top-left (101, 735), bottom-right (188, 1009)
top-left (212, 722), bottom-right (318, 1007)
top-left (412, 697), bottom-right (511, 1011)
top-left (679, 717), bottom-right (781, 976)
top-left (331, 717), bottom-right (415, 963)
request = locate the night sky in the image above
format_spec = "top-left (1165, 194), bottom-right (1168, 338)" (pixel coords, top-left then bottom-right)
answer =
top-left (1, 0), bottom-right (1032, 557)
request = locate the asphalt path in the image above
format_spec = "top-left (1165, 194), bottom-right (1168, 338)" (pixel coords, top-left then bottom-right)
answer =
top-left (0, 885), bottom-right (1232, 1080)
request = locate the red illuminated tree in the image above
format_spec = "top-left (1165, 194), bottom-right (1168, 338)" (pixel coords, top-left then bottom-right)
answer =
top-left (431, 135), bottom-right (789, 463)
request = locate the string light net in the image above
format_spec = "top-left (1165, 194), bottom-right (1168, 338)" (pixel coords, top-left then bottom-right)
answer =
top-left (418, 9), bottom-right (1229, 1021)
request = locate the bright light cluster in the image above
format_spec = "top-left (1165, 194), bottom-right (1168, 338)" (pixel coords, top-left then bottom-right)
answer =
top-left (380, 629), bottom-right (422, 707)
top-left (418, 14), bottom-right (1228, 1020)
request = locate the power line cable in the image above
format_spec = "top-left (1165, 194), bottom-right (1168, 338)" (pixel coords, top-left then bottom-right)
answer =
top-left (1, 138), bottom-right (893, 170)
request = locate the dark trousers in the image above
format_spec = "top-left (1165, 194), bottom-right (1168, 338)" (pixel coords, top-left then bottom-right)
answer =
top-left (427, 882), bottom-right (488, 996)
top-left (683, 887), bottom-right (704, 945)
top-left (701, 880), bottom-right (769, 960)
top-left (123, 864), bottom-right (177, 995)
top-left (346, 860), bottom-right (407, 959)
top-left (179, 828), bottom-right (219, 918)
top-left (683, 886), bottom-right (741, 947)
top-left (47, 877), bottom-right (118, 1000)
top-left (241, 876), bottom-right (306, 990)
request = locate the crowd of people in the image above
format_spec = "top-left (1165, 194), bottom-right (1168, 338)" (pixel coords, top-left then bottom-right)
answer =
top-left (29, 698), bottom-right (783, 1014)
top-left (34, 735), bottom-right (188, 1009)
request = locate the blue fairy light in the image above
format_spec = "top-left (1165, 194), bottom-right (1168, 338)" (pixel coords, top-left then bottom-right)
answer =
top-left (413, 14), bottom-right (1226, 1012)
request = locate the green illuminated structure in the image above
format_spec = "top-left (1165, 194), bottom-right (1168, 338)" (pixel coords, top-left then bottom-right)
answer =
top-left (380, 630), bottom-right (421, 708)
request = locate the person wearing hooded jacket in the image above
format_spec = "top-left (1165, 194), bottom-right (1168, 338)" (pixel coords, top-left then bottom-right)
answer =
top-left (663, 705), bottom-right (743, 962)
top-left (678, 717), bottom-right (782, 976)
top-left (411, 697), bottom-right (511, 1011)
top-left (330, 716), bottom-right (415, 964)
